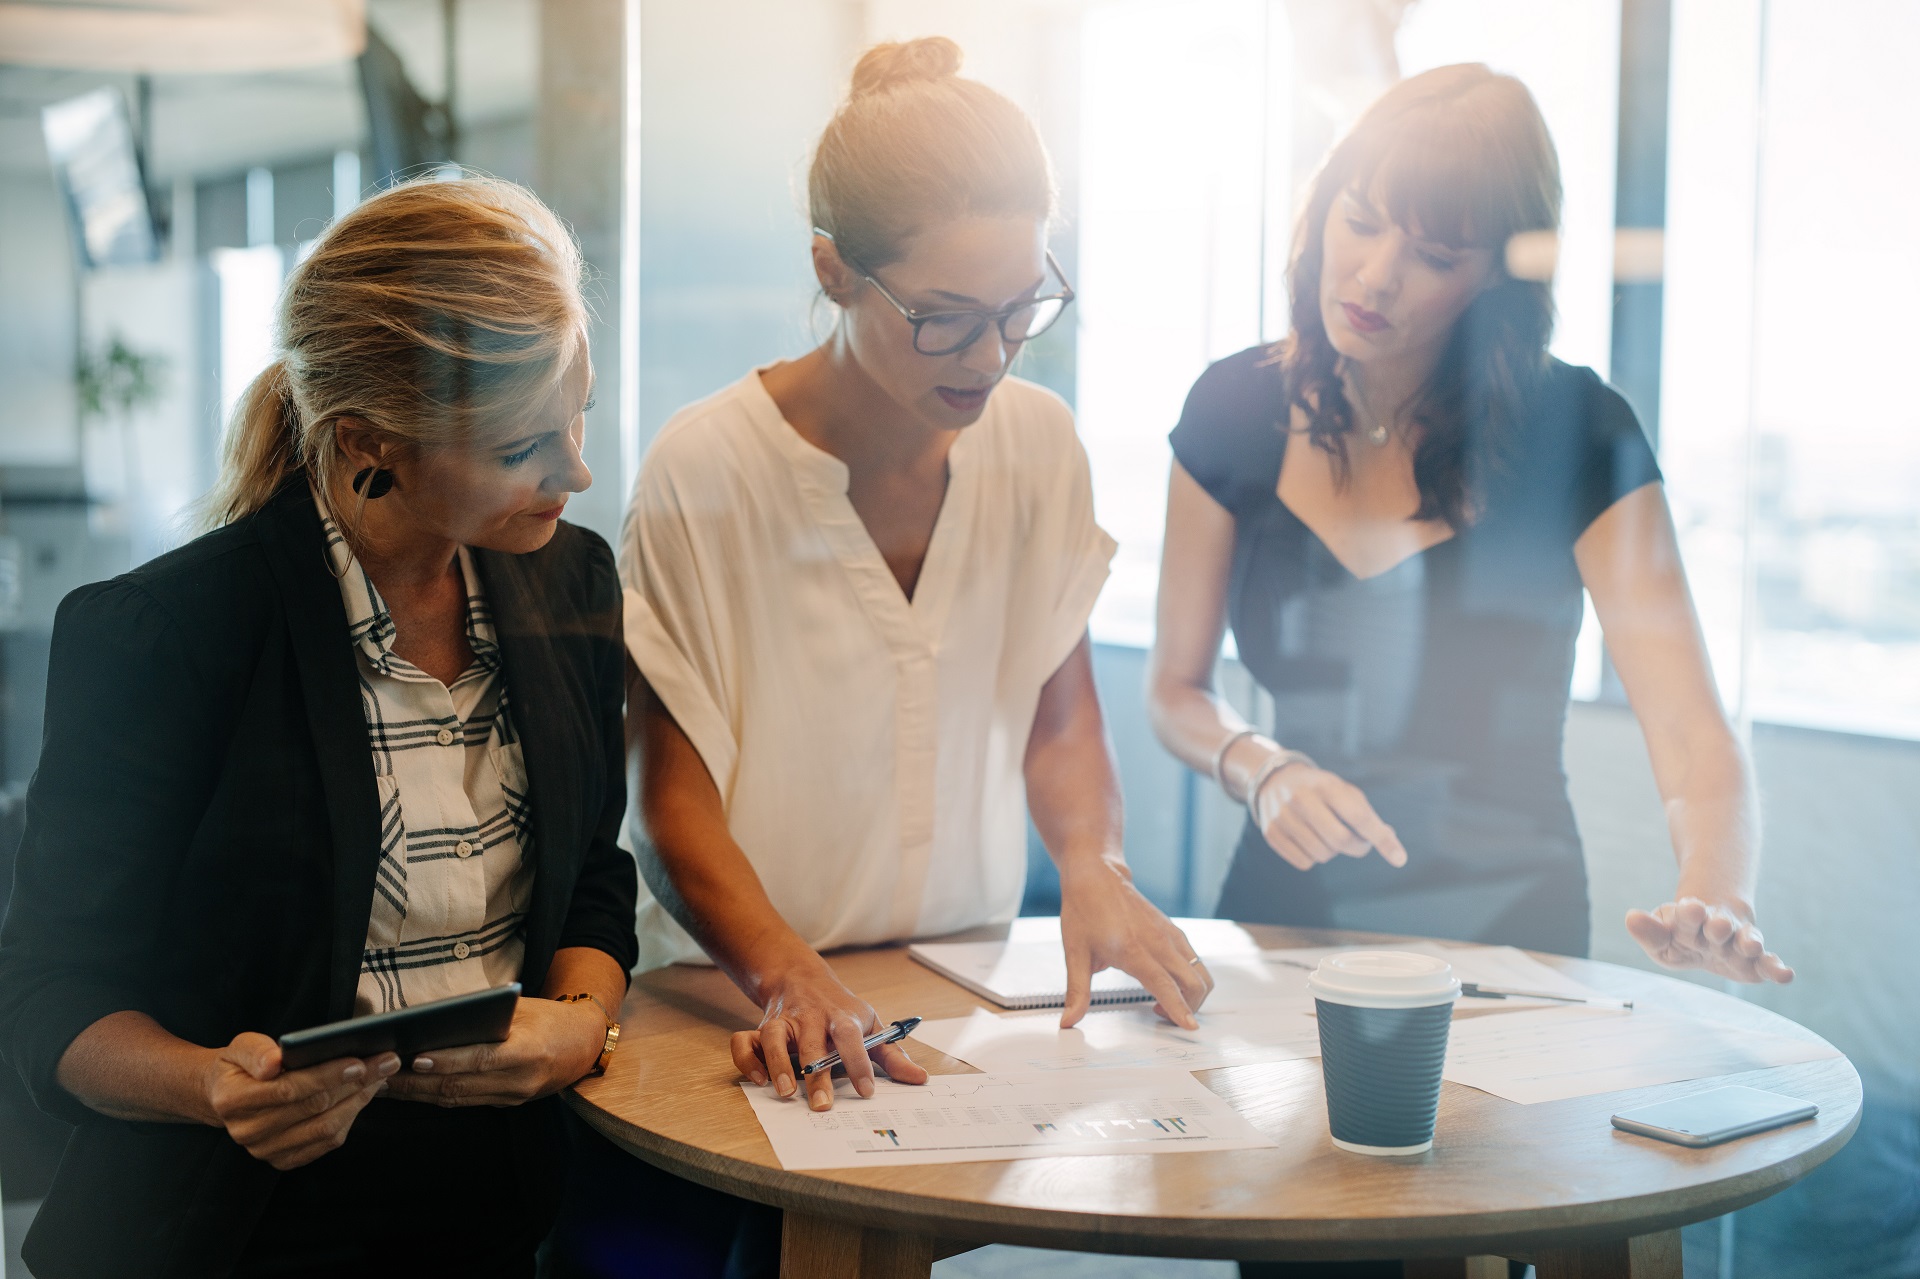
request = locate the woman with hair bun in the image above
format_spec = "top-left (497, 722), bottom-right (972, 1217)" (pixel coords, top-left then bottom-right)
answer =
top-left (621, 37), bottom-right (1211, 1113)
top-left (0, 175), bottom-right (637, 1277)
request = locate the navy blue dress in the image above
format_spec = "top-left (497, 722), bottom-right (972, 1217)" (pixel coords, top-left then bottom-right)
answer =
top-left (1171, 346), bottom-right (1661, 958)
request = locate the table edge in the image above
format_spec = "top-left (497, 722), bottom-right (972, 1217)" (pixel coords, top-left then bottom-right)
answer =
top-left (576, 931), bottom-right (1868, 1255)
top-left (565, 1060), bottom-right (1862, 1257)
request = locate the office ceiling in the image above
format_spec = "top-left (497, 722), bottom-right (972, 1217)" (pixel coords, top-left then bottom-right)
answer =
top-left (0, 1), bottom-right (367, 73)
top-left (0, 0), bottom-right (537, 180)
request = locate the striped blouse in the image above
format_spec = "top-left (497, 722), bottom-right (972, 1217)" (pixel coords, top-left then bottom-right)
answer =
top-left (320, 502), bottom-right (536, 1015)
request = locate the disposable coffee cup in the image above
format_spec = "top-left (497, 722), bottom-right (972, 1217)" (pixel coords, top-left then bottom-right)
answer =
top-left (1309, 950), bottom-right (1460, 1155)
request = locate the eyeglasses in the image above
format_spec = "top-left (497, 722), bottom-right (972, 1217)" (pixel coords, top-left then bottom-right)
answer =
top-left (815, 228), bottom-right (1076, 357)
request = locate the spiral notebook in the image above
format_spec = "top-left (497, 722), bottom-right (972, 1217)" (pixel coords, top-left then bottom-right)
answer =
top-left (906, 940), bottom-right (1153, 1010)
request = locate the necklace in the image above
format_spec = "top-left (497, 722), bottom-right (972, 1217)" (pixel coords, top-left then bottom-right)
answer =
top-left (1349, 393), bottom-right (1394, 446)
top-left (1346, 374), bottom-right (1399, 446)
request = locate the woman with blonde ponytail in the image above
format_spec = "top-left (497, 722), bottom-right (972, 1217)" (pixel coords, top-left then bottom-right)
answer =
top-left (0, 175), bottom-right (638, 1278)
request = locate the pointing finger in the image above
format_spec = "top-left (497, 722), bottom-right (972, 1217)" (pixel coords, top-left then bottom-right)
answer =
top-left (1060, 941), bottom-right (1094, 1029)
top-left (1327, 787), bottom-right (1404, 867)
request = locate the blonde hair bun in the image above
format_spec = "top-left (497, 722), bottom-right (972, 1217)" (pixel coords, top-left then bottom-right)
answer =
top-left (850, 36), bottom-right (962, 97)
top-left (811, 37), bottom-right (1053, 268)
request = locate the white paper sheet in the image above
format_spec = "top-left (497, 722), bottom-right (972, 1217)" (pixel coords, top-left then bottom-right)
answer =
top-left (740, 1069), bottom-right (1279, 1169)
top-left (912, 942), bottom-right (1619, 1076)
top-left (1257, 941), bottom-right (1613, 1008)
top-left (1442, 1005), bottom-right (1843, 1104)
top-left (912, 1004), bottom-right (1323, 1075)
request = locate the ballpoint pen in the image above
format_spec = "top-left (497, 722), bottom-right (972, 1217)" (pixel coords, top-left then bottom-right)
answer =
top-left (1460, 982), bottom-right (1633, 1011)
top-left (796, 1016), bottom-right (924, 1078)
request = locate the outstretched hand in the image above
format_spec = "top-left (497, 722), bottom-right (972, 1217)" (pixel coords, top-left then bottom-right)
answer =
top-left (1625, 897), bottom-right (1794, 985)
top-left (1058, 856), bottom-right (1214, 1030)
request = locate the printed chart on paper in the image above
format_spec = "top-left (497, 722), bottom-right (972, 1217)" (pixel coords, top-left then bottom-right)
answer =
top-left (740, 1068), bottom-right (1277, 1170)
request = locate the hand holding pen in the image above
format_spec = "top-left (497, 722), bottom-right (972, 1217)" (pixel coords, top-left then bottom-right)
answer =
top-left (730, 955), bottom-right (928, 1112)
top-left (796, 1018), bottom-right (922, 1079)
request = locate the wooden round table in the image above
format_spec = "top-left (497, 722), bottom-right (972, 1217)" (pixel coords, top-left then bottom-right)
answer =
top-left (567, 925), bottom-right (1859, 1279)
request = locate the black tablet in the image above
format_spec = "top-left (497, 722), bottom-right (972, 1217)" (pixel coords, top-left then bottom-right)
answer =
top-left (277, 983), bottom-right (522, 1071)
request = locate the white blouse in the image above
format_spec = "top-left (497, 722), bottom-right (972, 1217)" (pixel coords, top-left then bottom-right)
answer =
top-left (619, 370), bottom-right (1116, 971)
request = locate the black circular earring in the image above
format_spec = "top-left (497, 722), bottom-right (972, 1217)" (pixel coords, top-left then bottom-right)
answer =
top-left (352, 467), bottom-right (395, 499)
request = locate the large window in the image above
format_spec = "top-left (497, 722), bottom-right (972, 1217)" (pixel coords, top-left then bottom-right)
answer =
top-left (1077, 0), bottom-right (1920, 742)
top-left (1664, 0), bottom-right (1920, 739)
top-left (1077, 0), bottom-right (1623, 652)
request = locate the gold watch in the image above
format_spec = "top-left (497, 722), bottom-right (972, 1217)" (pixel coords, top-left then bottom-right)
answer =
top-left (554, 992), bottom-right (621, 1076)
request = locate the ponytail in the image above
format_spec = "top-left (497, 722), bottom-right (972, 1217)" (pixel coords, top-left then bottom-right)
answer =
top-left (200, 360), bottom-right (302, 530)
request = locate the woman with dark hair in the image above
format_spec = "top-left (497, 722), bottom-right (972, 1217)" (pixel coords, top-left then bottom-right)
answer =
top-left (1148, 63), bottom-right (1789, 1087)
top-left (0, 175), bottom-right (637, 1278)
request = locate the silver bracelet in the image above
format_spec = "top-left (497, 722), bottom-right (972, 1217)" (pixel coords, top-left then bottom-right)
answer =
top-left (1209, 728), bottom-right (1262, 793)
top-left (1245, 748), bottom-right (1318, 813)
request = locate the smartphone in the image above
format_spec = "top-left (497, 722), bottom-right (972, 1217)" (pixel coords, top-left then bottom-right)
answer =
top-left (278, 983), bottom-right (521, 1071)
top-left (1611, 1085), bottom-right (1817, 1148)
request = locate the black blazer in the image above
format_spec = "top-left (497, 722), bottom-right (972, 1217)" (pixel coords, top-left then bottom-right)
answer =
top-left (0, 481), bottom-right (639, 1278)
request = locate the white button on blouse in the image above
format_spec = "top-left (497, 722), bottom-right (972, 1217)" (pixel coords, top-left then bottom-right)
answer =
top-left (620, 371), bottom-right (1116, 972)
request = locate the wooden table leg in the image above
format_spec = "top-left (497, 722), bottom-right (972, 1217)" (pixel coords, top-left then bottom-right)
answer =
top-left (779, 1210), bottom-right (936, 1279)
top-left (1533, 1229), bottom-right (1681, 1279)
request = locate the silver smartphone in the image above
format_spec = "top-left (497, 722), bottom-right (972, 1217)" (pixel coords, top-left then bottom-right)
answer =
top-left (1611, 1085), bottom-right (1817, 1148)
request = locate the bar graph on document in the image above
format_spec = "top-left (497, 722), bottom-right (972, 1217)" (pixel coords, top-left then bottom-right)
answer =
top-left (740, 1069), bottom-right (1278, 1170)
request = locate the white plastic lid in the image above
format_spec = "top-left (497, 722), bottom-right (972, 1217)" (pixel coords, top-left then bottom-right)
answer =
top-left (1307, 950), bottom-right (1461, 1009)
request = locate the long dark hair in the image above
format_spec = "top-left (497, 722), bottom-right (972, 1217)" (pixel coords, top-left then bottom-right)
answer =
top-left (1278, 63), bottom-right (1561, 530)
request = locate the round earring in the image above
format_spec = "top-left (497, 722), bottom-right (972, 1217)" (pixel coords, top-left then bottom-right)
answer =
top-left (352, 467), bottom-right (395, 499)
